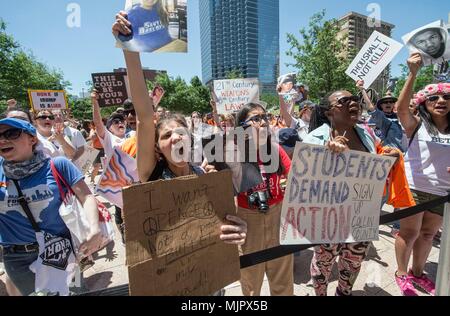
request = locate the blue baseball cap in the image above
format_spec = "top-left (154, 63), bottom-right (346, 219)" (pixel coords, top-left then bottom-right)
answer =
top-left (0, 118), bottom-right (37, 136)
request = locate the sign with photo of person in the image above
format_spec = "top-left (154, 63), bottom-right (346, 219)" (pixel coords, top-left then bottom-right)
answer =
top-left (116, 0), bottom-right (188, 53)
top-left (28, 90), bottom-right (68, 111)
top-left (402, 20), bottom-right (450, 67)
top-left (91, 72), bottom-right (129, 108)
top-left (213, 78), bottom-right (260, 114)
top-left (280, 143), bottom-right (396, 245)
top-left (277, 73), bottom-right (300, 114)
top-left (346, 31), bottom-right (403, 89)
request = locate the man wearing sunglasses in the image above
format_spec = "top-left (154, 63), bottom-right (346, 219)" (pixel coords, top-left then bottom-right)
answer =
top-left (357, 81), bottom-right (407, 153)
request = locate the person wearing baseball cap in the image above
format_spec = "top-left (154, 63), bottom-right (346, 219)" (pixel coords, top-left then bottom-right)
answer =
top-left (0, 118), bottom-right (103, 296)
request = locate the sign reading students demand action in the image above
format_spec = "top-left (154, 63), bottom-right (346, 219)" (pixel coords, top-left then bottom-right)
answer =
top-left (91, 73), bottom-right (129, 107)
top-left (28, 90), bottom-right (68, 111)
top-left (122, 171), bottom-right (240, 296)
top-left (345, 31), bottom-right (403, 89)
top-left (280, 143), bottom-right (396, 245)
top-left (213, 78), bottom-right (260, 114)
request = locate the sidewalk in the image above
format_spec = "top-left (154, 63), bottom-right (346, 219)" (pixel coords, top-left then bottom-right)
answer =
top-left (0, 201), bottom-right (440, 296)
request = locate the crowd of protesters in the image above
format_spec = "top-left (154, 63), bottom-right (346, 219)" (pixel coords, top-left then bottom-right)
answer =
top-left (0, 12), bottom-right (448, 297)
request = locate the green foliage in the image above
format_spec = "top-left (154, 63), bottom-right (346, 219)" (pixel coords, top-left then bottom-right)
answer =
top-left (0, 19), bottom-right (71, 110)
top-left (225, 69), bottom-right (244, 80)
top-left (286, 10), bottom-right (356, 101)
top-left (147, 73), bottom-right (211, 115)
top-left (260, 93), bottom-right (280, 111)
top-left (393, 64), bottom-right (435, 97)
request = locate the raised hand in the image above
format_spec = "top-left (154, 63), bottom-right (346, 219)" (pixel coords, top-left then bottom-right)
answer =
top-left (407, 53), bottom-right (423, 76)
top-left (112, 11), bottom-right (131, 37)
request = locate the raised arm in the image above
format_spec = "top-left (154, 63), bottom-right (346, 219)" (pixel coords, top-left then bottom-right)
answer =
top-left (113, 12), bottom-right (156, 182)
top-left (91, 90), bottom-right (106, 140)
top-left (397, 53), bottom-right (422, 138)
top-left (279, 94), bottom-right (293, 128)
top-left (356, 80), bottom-right (376, 112)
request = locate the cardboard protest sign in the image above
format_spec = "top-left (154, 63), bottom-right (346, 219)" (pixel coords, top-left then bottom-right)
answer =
top-left (91, 73), bottom-right (129, 108)
top-left (116, 0), bottom-right (188, 53)
top-left (28, 90), bottom-right (68, 111)
top-left (280, 143), bottom-right (396, 245)
top-left (402, 20), bottom-right (450, 67)
top-left (346, 31), bottom-right (403, 89)
top-left (213, 78), bottom-right (260, 114)
top-left (122, 170), bottom-right (240, 296)
top-left (73, 146), bottom-right (99, 175)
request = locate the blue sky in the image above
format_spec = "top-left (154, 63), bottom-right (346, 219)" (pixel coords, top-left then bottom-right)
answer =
top-left (1, 0), bottom-right (449, 95)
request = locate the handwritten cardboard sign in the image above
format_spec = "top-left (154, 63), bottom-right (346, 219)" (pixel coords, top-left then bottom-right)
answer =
top-left (213, 78), bottom-right (260, 114)
top-left (280, 143), bottom-right (396, 245)
top-left (345, 31), bottom-right (403, 89)
top-left (122, 171), bottom-right (240, 296)
top-left (73, 146), bottom-right (99, 175)
top-left (91, 73), bottom-right (129, 108)
top-left (28, 90), bottom-right (68, 111)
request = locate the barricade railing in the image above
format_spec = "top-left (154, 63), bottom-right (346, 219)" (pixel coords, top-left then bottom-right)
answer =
top-left (80, 193), bottom-right (450, 296)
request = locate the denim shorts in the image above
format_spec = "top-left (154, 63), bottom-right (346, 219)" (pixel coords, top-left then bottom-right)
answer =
top-left (2, 247), bottom-right (38, 296)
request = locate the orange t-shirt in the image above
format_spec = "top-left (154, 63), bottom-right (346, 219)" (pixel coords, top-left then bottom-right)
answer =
top-left (92, 134), bottom-right (103, 150)
top-left (377, 145), bottom-right (416, 208)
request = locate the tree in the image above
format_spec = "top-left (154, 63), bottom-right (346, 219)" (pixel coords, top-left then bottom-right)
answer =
top-left (225, 69), bottom-right (244, 80)
top-left (393, 64), bottom-right (435, 97)
top-left (147, 73), bottom-right (211, 114)
top-left (0, 19), bottom-right (70, 113)
top-left (260, 93), bottom-right (279, 111)
top-left (286, 10), bottom-right (356, 101)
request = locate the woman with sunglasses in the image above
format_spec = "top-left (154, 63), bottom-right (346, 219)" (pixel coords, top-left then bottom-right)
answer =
top-left (235, 103), bottom-right (294, 296)
top-left (34, 110), bottom-right (77, 159)
top-left (393, 53), bottom-right (450, 296)
top-left (0, 118), bottom-right (102, 295)
top-left (357, 81), bottom-right (406, 153)
top-left (304, 90), bottom-right (383, 296)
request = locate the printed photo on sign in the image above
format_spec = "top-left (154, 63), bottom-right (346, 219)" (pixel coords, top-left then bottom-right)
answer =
top-left (346, 31), bottom-right (403, 89)
top-left (213, 78), bottom-right (260, 114)
top-left (28, 90), bottom-right (68, 111)
top-left (280, 143), bottom-right (396, 245)
top-left (277, 73), bottom-right (301, 114)
top-left (117, 0), bottom-right (188, 53)
top-left (402, 20), bottom-right (450, 67)
top-left (91, 73), bottom-right (129, 107)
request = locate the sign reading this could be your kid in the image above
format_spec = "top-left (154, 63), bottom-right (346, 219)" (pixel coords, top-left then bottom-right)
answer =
top-left (280, 143), bottom-right (396, 245)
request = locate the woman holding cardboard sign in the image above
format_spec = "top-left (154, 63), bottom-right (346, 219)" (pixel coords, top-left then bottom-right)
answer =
top-left (304, 90), bottom-right (389, 296)
top-left (394, 53), bottom-right (450, 296)
top-left (112, 13), bottom-right (247, 250)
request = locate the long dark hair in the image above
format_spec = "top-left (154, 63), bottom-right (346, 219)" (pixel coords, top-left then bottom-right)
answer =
top-left (308, 93), bottom-right (332, 133)
top-left (235, 103), bottom-right (284, 175)
top-left (418, 103), bottom-right (450, 135)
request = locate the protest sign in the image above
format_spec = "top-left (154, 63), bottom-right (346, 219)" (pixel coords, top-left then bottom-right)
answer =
top-left (91, 73), bottom-right (129, 108)
top-left (123, 171), bottom-right (240, 296)
top-left (277, 73), bottom-right (299, 114)
top-left (280, 143), bottom-right (396, 245)
top-left (116, 0), bottom-right (188, 53)
top-left (28, 90), bottom-right (68, 111)
top-left (213, 78), bottom-right (260, 114)
top-left (73, 146), bottom-right (99, 175)
top-left (346, 31), bottom-right (403, 89)
top-left (402, 20), bottom-right (450, 67)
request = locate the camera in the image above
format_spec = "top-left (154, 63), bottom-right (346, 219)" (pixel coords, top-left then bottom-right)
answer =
top-left (248, 190), bottom-right (270, 213)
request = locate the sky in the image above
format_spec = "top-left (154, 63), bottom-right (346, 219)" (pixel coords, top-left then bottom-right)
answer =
top-left (1, 0), bottom-right (449, 95)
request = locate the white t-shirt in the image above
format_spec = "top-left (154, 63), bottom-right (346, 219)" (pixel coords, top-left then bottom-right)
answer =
top-left (404, 123), bottom-right (450, 196)
top-left (63, 127), bottom-right (86, 149)
top-left (290, 117), bottom-right (309, 141)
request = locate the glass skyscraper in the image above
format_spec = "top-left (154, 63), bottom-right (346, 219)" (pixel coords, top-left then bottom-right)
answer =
top-left (200, 0), bottom-right (279, 93)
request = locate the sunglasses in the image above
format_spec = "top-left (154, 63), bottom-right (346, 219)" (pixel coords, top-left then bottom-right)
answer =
top-left (124, 109), bottom-right (136, 116)
top-left (0, 128), bottom-right (23, 141)
top-left (426, 94), bottom-right (450, 102)
top-left (112, 119), bottom-right (125, 125)
top-left (244, 114), bottom-right (269, 125)
top-left (36, 115), bottom-right (55, 121)
top-left (332, 95), bottom-right (361, 108)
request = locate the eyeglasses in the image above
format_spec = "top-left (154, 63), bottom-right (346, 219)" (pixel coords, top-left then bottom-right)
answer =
top-left (331, 95), bottom-right (360, 108)
top-left (0, 128), bottom-right (23, 141)
top-left (36, 115), bottom-right (55, 121)
top-left (426, 94), bottom-right (450, 102)
top-left (244, 114), bottom-right (269, 125)
top-left (112, 119), bottom-right (125, 125)
top-left (124, 109), bottom-right (136, 117)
